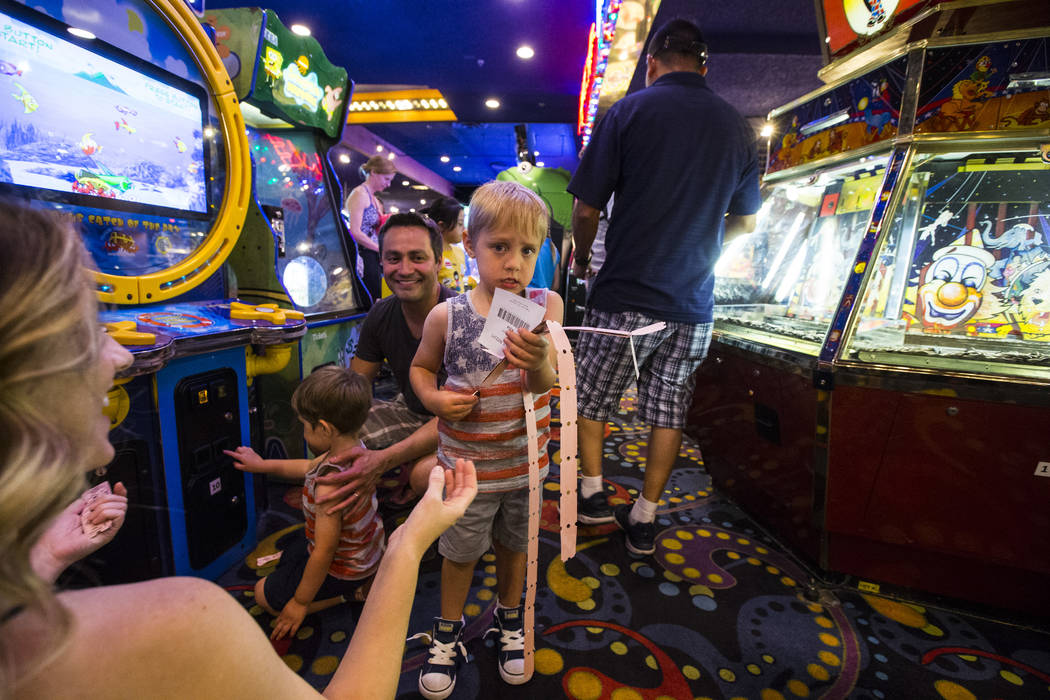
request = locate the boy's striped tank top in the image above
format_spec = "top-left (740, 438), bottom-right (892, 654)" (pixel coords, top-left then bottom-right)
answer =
top-left (302, 459), bottom-right (385, 580)
top-left (438, 289), bottom-right (550, 492)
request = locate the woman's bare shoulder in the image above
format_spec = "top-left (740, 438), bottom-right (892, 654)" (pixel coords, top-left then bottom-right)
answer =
top-left (12, 578), bottom-right (317, 699)
top-left (347, 184), bottom-right (368, 203)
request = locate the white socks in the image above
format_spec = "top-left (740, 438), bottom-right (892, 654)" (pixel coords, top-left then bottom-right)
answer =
top-left (629, 496), bottom-right (658, 525)
top-left (580, 475), bottom-right (604, 499)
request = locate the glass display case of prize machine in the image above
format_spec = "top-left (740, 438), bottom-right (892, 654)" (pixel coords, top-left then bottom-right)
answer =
top-left (0, 0), bottom-right (306, 583)
top-left (203, 7), bottom-right (366, 462)
top-left (689, 0), bottom-right (1050, 617)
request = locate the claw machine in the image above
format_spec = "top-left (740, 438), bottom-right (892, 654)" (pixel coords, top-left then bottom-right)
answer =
top-left (203, 7), bottom-right (368, 461)
top-left (688, 0), bottom-right (1050, 617)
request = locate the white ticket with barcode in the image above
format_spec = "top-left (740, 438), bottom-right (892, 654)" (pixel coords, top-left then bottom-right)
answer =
top-left (478, 288), bottom-right (547, 358)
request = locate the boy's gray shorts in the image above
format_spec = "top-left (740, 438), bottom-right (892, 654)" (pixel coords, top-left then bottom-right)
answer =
top-left (438, 488), bottom-right (530, 563)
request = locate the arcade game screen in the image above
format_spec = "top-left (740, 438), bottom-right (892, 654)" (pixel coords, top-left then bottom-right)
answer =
top-left (713, 157), bottom-right (888, 351)
top-left (247, 127), bottom-right (356, 314)
top-left (0, 6), bottom-right (208, 215)
top-left (849, 149), bottom-right (1050, 372)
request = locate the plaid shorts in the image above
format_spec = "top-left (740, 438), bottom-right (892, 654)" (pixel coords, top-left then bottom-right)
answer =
top-left (575, 308), bottom-right (712, 429)
top-left (360, 394), bottom-right (431, 451)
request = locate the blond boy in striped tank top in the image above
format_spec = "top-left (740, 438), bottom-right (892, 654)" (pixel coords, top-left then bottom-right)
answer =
top-left (410, 181), bottom-right (564, 699)
top-left (224, 365), bottom-right (384, 641)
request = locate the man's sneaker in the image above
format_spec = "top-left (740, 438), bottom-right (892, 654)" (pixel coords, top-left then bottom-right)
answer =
top-left (489, 605), bottom-right (529, 685)
top-left (418, 617), bottom-right (466, 700)
top-left (578, 490), bottom-right (614, 524)
top-left (613, 504), bottom-right (656, 555)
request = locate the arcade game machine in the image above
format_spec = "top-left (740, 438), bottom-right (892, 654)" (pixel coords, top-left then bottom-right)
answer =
top-left (203, 7), bottom-right (365, 460)
top-left (0, 0), bottom-right (305, 582)
top-left (689, 0), bottom-right (1050, 617)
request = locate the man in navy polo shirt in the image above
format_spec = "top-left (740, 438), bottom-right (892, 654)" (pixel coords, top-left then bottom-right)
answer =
top-left (568, 18), bottom-right (761, 555)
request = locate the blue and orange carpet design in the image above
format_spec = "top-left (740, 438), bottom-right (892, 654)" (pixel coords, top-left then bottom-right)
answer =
top-left (219, 388), bottom-right (1050, 699)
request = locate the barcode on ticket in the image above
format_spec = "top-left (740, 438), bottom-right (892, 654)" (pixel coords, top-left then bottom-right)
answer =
top-left (497, 307), bottom-right (526, 328)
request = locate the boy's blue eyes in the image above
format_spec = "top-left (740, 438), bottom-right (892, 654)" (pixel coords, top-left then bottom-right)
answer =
top-left (490, 244), bottom-right (536, 255)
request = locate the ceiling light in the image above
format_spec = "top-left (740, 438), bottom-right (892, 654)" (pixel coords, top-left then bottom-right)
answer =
top-left (67, 27), bottom-right (96, 40)
top-left (760, 123), bottom-right (774, 138)
top-left (390, 206), bottom-right (400, 214)
top-left (485, 98), bottom-right (500, 109)
top-left (338, 154), bottom-right (350, 163)
top-left (290, 24), bottom-right (311, 36)
top-left (440, 155), bottom-right (450, 163)
top-left (402, 180), bottom-right (410, 186)
top-left (387, 152), bottom-right (395, 160)
top-left (420, 199), bottom-right (427, 205)
top-left (376, 145), bottom-right (384, 152)
top-left (533, 150), bottom-right (540, 156)
top-left (453, 166), bottom-right (462, 172)
top-left (536, 161), bottom-right (545, 167)
top-left (516, 45), bottom-right (535, 60)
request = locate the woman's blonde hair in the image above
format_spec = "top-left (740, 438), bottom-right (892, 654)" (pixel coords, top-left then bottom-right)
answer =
top-left (361, 154), bottom-right (396, 175)
top-left (0, 203), bottom-right (100, 688)
top-left (467, 181), bottom-right (549, 244)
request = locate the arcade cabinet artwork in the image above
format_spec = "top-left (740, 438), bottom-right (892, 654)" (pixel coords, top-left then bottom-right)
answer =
top-left (204, 7), bottom-right (366, 461)
top-left (691, 0), bottom-right (1050, 617)
top-left (0, 0), bottom-right (305, 582)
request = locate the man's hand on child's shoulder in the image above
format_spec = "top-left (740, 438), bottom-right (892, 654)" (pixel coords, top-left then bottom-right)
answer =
top-left (315, 445), bottom-right (383, 514)
top-left (223, 446), bottom-right (264, 472)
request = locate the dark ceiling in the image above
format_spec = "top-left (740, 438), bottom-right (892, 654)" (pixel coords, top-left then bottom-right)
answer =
top-left (208, 0), bottom-right (827, 197)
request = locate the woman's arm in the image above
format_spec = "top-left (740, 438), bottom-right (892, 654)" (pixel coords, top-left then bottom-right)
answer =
top-left (19, 461), bottom-right (476, 700)
top-left (346, 187), bottom-right (379, 252)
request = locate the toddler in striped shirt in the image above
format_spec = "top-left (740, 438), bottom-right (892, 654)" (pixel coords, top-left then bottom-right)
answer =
top-left (225, 365), bottom-right (384, 641)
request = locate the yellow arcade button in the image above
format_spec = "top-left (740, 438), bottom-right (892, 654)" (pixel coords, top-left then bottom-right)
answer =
top-left (229, 301), bottom-right (305, 325)
top-left (104, 320), bottom-right (156, 346)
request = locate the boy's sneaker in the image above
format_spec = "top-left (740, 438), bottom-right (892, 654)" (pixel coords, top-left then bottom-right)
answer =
top-left (418, 617), bottom-right (466, 700)
top-left (489, 604), bottom-right (529, 685)
top-left (613, 504), bottom-right (656, 555)
top-left (578, 490), bottom-right (614, 524)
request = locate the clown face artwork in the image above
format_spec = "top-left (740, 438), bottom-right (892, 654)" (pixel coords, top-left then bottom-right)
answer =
top-left (916, 231), bottom-right (995, 331)
top-left (844, 0), bottom-right (900, 36)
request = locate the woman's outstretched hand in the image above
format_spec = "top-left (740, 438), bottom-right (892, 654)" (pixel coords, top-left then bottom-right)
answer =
top-left (398, 459), bottom-right (477, 557)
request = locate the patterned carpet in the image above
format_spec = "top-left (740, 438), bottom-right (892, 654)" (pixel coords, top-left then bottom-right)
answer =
top-left (218, 387), bottom-right (1050, 699)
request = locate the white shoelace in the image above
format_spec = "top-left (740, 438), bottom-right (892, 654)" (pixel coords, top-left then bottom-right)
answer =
top-left (487, 623), bottom-right (524, 651)
top-left (408, 631), bottom-right (467, 667)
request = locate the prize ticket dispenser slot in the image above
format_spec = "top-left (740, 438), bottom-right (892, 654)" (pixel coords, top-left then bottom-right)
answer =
top-left (175, 369), bottom-right (247, 570)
